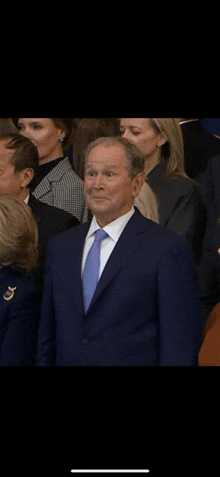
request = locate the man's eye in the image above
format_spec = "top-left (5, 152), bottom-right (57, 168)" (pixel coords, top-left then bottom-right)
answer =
top-left (106, 172), bottom-right (115, 177)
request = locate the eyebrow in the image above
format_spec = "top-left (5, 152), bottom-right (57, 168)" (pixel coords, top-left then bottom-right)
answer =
top-left (17, 120), bottom-right (43, 127)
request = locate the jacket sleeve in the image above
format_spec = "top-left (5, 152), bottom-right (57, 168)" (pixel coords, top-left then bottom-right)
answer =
top-left (0, 287), bottom-right (41, 366)
top-left (35, 242), bottom-right (56, 366)
top-left (157, 237), bottom-right (202, 366)
top-left (165, 183), bottom-right (207, 265)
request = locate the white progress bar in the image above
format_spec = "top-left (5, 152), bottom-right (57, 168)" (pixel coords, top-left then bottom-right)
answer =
top-left (71, 471), bottom-right (150, 474)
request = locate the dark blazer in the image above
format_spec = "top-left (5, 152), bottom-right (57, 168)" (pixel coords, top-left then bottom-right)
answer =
top-left (199, 154), bottom-right (220, 219)
top-left (199, 118), bottom-right (220, 136)
top-left (180, 120), bottom-right (220, 179)
top-left (0, 267), bottom-right (41, 366)
top-left (147, 163), bottom-right (207, 265)
top-left (36, 208), bottom-right (202, 366)
top-left (27, 194), bottom-right (80, 291)
top-left (197, 216), bottom-right (220, 327)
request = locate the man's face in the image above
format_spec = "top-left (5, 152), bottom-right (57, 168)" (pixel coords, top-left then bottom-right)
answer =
top-left (84, 143), bottom-right (144, 227)
top-left (0, 140), bottom-right (24, 198)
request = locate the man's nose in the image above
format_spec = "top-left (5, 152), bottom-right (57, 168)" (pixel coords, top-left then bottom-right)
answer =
top-left (93, 173), bottom-right (104, 188)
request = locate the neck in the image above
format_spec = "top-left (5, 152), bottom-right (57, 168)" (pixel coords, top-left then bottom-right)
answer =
top-left (39, 146), bottom-right (64, 165)
top-left (144, 146), bottom-right (161, 175)
top-left (94, 205), bottom-right (134, 228)
top-left (17, 188), bottom-right (30, 202)
top-left (144, 155), bottom-right (161, 175)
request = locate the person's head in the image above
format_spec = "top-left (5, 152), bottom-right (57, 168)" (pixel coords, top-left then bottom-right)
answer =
top-left (0, 194), bottom-right (38, 273)
top-left (0, 133), bottom-right (39, 200)
top-left (73, 118), bottom-right (120, 179)
top-left (12, 118), bottom-right (75, 164)
top-left (84, 136), bottom-right (146, 227)
top-left (0, 119), bottom-right (18, 135)
top-left (120, 118), bottom-right (185, 179)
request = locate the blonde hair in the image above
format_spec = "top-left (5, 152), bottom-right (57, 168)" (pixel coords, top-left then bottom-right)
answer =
top-left (149, 118), bottom-right (187, 179)
top-left (135, 180), bottom-right (159, 223)
top-left (0, 194), bottom-right (38, 273)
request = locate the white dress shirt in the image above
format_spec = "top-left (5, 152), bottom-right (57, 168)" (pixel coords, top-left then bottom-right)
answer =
top-left (81, 207), bottom-right (135, 279)
top-left (24, 194), bottom-right (30, 205)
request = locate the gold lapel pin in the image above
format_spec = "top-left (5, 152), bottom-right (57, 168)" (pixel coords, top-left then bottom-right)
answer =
top-left (3, 286), bottom-right (17, 301)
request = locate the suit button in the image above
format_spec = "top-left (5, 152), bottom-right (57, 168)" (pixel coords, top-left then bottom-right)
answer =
top-left (82, 339), bottom-right (88, 344)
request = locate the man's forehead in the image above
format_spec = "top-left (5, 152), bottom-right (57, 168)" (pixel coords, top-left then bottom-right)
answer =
top-left (87, 143), bottom-right (127, 163)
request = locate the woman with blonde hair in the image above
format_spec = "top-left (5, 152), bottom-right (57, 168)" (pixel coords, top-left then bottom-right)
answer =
top-left (0, 194), bottom-right (41, 366)
top-left (120, 118), bottom-right (207, 264)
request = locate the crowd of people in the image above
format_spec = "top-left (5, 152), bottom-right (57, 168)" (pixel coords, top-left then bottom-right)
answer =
top-left (0, 117), bottom-right (220, 365)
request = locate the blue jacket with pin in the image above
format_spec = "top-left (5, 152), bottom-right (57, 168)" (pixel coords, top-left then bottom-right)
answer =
top-left (0, 266), bottom-right (41, 366)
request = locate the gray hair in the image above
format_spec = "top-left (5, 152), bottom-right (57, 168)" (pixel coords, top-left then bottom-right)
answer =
top-left (84, 136), bottom-right (146, 178)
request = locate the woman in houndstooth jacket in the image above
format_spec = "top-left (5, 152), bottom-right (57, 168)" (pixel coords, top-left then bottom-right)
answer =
top-left (12, 118), bottom-right (88, 223)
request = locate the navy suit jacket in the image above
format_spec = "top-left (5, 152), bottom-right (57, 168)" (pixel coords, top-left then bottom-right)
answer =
top-left (27, 194), bottom-right (79, 292)
top-left (36, 208), bottom-right (202, 366)
top-left (0, 267), bottom-right (41, 366)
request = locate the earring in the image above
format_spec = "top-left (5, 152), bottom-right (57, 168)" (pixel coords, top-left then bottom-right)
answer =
top-left (60, 137), bottom-right (65, 142)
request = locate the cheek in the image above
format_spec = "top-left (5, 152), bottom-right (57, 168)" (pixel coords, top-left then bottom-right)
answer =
top-left (110, 183), bottom-right (131, 202)
top-left (28, 131), bottom-right (48, 153)
top-left (36, 131), bottom-right (59, 158)
top-left (138, 134), bottom-right (159, 156)
top-left (0, 175), bottom-right (19, 194)
top-left (38, 131), bottom-right (53, 147)
top-left (84, 179), bottom-right (92, 194)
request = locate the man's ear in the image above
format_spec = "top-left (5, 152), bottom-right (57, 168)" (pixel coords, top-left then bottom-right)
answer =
top-left (132, 172), bottom-right (146, 198)
top-left (17, 168), bottom-right (35, 188)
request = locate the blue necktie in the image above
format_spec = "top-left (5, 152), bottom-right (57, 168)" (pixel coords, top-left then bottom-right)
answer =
top-left (82, 229), bottom-right (108, 312)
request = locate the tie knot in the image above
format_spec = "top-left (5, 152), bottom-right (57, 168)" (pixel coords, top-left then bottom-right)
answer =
top-left (94, 229), bottom-right (108, 243)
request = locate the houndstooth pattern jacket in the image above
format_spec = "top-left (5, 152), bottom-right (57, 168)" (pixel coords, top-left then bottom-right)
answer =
top-left (32, 157), bottom-right (89, 223)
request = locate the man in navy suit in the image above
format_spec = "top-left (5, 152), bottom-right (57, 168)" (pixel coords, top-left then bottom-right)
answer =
top-left (36, 137), bottom-right (202, 366)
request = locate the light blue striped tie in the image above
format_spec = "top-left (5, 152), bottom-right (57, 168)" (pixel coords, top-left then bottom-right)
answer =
top-left (82, 229), bottom-right (108, 312)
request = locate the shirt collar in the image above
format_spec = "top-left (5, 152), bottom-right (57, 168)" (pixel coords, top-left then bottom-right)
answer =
top-left (24, 193), bottom-right (30, 205)
top-left (86, 207), bottom-right (135, 242)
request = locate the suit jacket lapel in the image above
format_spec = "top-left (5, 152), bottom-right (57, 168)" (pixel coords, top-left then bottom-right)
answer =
top-left (33, 175), bottom-right (51, 199)
top-left (87, 209), bottom-right (149, 312)
top-left (28, 194), bottom-right (43, 225)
